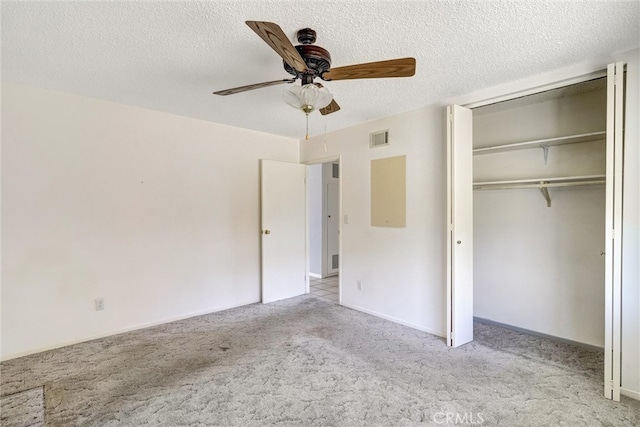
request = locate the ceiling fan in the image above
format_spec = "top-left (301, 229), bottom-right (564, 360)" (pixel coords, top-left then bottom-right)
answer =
top-left (213, 21), bottom-right (416, 119)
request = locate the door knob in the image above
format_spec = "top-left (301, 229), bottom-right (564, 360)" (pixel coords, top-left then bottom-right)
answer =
top-left (264, 230), bottom-right (271, 235)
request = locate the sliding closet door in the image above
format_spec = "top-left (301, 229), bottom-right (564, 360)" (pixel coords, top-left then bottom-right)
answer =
top-left (604, 62), bottom-right (624, 401)
top-left (446, 105), bottom-right (474, 347)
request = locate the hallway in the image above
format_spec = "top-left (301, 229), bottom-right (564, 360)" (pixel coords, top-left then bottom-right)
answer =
top-left (309, 276), bottom-right (339, 304)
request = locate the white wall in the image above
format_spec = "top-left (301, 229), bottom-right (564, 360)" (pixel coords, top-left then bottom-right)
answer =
top-left (301, 106), bottom-right (447, 336)
top-left (308, 164), bottom-right (322, 276)
top-left (1, 82), bottom-right (299, 360)
top-left (473, 87), bottom-right (607, 148)
top-left (473, 88), bottom-right (607, 347)
top-left (474, 188), bottom-right (606, 347)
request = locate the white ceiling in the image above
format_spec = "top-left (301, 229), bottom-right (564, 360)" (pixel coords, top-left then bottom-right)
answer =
top-left (2, 1), bottom-right (639, 140)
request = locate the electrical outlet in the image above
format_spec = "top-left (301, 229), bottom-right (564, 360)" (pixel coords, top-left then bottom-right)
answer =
top-left (95, 298), bottom-right (105, 311)
top-left (357, 280), bottom-right (363, 291)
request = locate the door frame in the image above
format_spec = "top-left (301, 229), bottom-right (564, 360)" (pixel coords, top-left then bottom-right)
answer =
top-left (303, 155), bottom-right (342, 302)
top-left (324, 178), bottom-right (340, 277)
top-left (451, 65), bottom-right (624, 401)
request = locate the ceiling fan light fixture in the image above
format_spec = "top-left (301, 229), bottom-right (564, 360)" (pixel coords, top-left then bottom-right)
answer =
top-left (284, 84), bottom-right (333, 115)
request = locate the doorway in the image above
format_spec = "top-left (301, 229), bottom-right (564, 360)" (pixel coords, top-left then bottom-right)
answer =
top-left (307, 159), bottom-right (340, 304)
top-left (310, 276), bottom-right (339, 304)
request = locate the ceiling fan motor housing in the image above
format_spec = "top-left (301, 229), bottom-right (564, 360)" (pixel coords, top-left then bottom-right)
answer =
top-left (283, 28), bottom-right (331, 84)
top-left (296, 28), bottom-right (317, 45)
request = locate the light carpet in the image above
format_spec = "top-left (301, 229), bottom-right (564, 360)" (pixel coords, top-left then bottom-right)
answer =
top-left (1, 295), bottom-right (639, 426)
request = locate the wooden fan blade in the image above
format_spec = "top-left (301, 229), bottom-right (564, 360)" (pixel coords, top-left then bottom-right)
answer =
top-left (323, 57), bottom-right (416, 81)
top-left (213, 79), bottom-right (296, 96)
top-left (320, 99), bottom-right (341, 115)
top-left (313, 83), bottom-right (341, 115)
top-left (246, 21), bottom-right (308, 73)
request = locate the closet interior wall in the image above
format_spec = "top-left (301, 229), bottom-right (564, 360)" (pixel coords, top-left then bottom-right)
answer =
top-left (472, 80), bottom-right (607, 348)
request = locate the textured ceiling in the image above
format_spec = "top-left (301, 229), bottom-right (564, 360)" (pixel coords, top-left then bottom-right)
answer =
top-left (2, 1), bottom-right (639, 139)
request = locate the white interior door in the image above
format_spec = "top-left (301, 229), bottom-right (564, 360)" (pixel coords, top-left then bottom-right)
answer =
top-left (604, 62), bottom-right (624, 401)
top-left (446, 105), bottom-right (474, 347)
top-left (261, 159), bottom-right (307, 304)
top-left (326, 181), bottom-right (340, 275)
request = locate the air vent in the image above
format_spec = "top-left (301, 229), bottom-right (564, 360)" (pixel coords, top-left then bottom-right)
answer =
top-left (332, 163), bottom-right (339, 179)
top-left (370, 130), bottom-right (389, 148)
top-left (332, 254), bottom-right (339, 269)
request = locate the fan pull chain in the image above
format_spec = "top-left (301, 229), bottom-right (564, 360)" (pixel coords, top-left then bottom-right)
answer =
top-left (305, 112), bottom-right (309, 140)
top-left (323, 123), bottom-right (328, 152)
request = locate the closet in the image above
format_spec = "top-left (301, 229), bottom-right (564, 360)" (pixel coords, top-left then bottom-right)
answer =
top-left (472, 78), bottom-right (607, 348)
top-left (447, 62), bottom-right (626, 401)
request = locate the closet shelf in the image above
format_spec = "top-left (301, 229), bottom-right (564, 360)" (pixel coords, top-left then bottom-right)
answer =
top-left (472, 131), bottom-right (606, 156)
top-left (473, 175), bottom-right (606, 207)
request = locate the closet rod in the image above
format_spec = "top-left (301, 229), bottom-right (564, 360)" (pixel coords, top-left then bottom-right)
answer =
top-left (473, 180), bottom-right (605, 191)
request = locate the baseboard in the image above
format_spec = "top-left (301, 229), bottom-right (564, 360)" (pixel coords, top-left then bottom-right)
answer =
top-left (621, 388), bottom-right (640, 401)
top-left (474, 317), bottom-right (604, 352)
top-left (340, 302), bottom-right (445, 338)
top-left (1, 298), bottom-right (260, 361)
